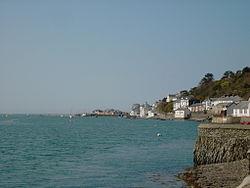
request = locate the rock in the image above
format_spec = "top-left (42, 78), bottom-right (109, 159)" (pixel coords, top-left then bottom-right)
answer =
top-left (179, 159), bottom-right (248, 188)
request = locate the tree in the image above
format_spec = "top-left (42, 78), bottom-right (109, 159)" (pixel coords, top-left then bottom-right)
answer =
top-left (156, 101), bottom-right (173, 114)
top-left (205, 73), bottom-right (214, 82)
top-left (189, 87), bottom-right (197, 95)
top-left (180, 90), bottom-right (189, 97)
top-left (222, 70), bottom-right (234, 79)
top-left (235, 70), bottom-right (242, 77)
top-left (242, 66), bottom-right (250, 74)
top-left (189, 67), bottom-right (249, 100)
top-left (199, 73), bottom-right (214, 86)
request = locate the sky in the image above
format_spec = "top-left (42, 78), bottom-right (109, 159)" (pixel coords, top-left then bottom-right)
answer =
top-left (0, 0), bottom-right (249, 113)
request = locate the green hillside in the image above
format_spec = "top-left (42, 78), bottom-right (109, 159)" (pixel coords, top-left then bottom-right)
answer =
top-left (156, 67), bottom-right (250, 114)
top-left (189, 67), bottom-right (250, 101)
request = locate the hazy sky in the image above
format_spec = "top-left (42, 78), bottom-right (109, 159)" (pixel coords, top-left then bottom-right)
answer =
top-left (0, 0), bottom-right (249, 113)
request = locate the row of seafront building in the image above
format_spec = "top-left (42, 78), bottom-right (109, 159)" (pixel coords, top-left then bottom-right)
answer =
top-left (130, 102), bottom-right (157, 118)
top-left (172, 94), bottom-right (250, 122)
top-left (172, 95), bottom-right (242, 118)
top-left (130, 94), bottom-right (250, 122)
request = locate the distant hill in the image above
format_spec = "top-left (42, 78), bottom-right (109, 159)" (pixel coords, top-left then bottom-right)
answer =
top-left (189, 66), bottom-right (250, 101)
top-left (156, 67), bottom-right (250, 114)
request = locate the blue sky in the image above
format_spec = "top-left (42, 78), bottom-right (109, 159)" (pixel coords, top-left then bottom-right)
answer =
top-left (0, 0), bottom-right (249, 113)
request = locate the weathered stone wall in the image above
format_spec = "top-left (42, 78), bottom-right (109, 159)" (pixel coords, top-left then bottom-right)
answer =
top-left (194, 124), bottom-right (250, 166)
top-left (155, 113), bottom-right (174, 120)
top-left (212, 116), bottom-right (241, 124)
top-left (190, 112), bottom-right (210, 121)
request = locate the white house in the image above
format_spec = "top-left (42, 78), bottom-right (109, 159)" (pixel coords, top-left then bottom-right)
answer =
top-left (202, 99), bottom-right (212, 110)
top-left (139, 102), bottom-right (152, 118)
top-left (130, 104), bottom-right (140, 117)
top-left (211, 102), bottom-right (235, 117)
top-left (130, 111), bottom-right (138, 117)
top-left (188, 103), bottom-right (205, 112)
top-left (173, 99), bottom-right (181, 111)
top-left (174, 108), bottom-right (191, 119)
top-left (232, 101), bottom-right (250, 117)
top-left (173, 97), bottom-right (190, 111)
top-left (166, 94), bottom-right (178, 103)
top-left (147, 110), bottom-right (156, 118)
top-left (152, 101), bottom-right (160, 111)
top-left (140, 106), bottom-right (148, 118)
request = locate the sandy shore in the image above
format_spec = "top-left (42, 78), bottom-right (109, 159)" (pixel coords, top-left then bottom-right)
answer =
top-left (178, 159), bottom-right (249, 188)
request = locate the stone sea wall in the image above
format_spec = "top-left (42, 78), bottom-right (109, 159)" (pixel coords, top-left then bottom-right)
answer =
top-left (212, 116), bottom-right (241, 124)
top-left (194, 124), bottom-right (250, 166)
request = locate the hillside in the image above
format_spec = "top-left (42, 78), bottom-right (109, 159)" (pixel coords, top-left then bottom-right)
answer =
top-left (156, 67), bottom-right (250, 114)
top-left (189, 67), bottom-right (250, 101)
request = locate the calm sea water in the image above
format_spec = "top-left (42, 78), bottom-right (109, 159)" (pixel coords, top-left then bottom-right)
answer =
top-left (0, 115), bottom-right (198, 188)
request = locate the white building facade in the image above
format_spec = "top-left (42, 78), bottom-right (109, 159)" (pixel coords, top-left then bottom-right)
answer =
top-left (202, 99), bottom-right (212, 111)
top-left (147, 110), bottom-right (156, 118)
top-left (139, 102), bottom-right (152, 118)
top-left (173, 97), bottom-right (190, 111)
top-left (188, 103), bottom-right (205, 112)
top-left (174, 108), bottom-right (191, 119)
top-left (130, 104), bottom-right (140, 117)
top-left (232, 101), bottom-right (250, 117)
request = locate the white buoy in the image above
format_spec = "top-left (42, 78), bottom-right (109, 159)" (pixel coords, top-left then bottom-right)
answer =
top-left (157, 133), bottom-right (161, 137)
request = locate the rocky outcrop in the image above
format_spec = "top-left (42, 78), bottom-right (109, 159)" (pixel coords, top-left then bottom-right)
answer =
top-left (194, 124), bottom-right (250, 166)
top-left (179, 159), bottom-right (248, 188)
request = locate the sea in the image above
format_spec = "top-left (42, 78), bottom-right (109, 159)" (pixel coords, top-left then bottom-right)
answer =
top-left (0, 115), bottom-right (198, 188)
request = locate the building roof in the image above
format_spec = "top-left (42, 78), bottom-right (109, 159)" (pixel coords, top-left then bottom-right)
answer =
top-left (203, 98), bottom-right (210, 102)
top-left (215, 102), bottom-right (234, 108)
top-left (234, 101), bottom-right (250, 110)
top-left (140, 102), bottom-right (152, 110)
top-left (175, 108), bottom-right (190, 113)
top-left (190, 103), bottom-right (204, 107)
top-left (174, 97), bottom-right (190, 103)
top-left (174, 99), bottom-right (181, 103)
top-left (168, 94), bottom-right (177, 97)
top-left (212, 96), bottom-right (242, 102)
